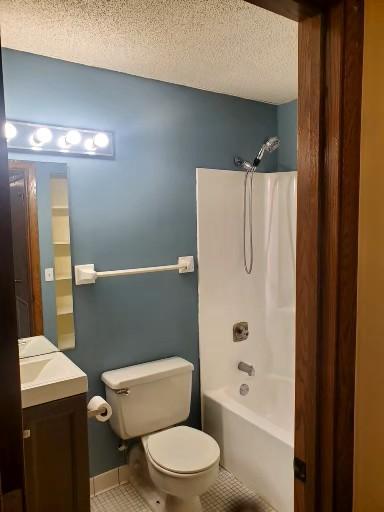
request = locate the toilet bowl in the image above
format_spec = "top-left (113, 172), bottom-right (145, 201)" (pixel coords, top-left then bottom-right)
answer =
top-left (101, 357), bottom-right (221, 512)
top-left (143, 426), bottom-right (220, 512)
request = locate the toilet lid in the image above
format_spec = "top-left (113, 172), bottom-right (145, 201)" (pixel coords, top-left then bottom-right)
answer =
top-left (147, 426), bottom-right (220, 474)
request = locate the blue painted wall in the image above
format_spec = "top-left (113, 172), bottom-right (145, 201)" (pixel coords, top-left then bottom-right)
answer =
top-left (3, 49), bottom-right (281, 476)
top-left (277, 100), bottom-right (297, 171)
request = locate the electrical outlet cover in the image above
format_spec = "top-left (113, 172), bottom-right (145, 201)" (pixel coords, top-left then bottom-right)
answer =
top-left (45, 268), bottom-right (54, 282)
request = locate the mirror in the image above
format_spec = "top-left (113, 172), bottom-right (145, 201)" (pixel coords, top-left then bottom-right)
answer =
top-left (9, 160), bottom-right (76, 357)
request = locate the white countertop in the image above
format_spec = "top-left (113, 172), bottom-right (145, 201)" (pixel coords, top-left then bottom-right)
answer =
top-left (19, 343), bottom-right (88, 408)
top-left (18, 335), bottom-right (59, 359)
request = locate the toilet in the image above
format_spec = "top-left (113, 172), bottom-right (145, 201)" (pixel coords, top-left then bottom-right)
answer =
top-left (102, 357), bottom-right (220, 512)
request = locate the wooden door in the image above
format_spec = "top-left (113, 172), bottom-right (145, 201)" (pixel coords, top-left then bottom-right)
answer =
top-left (8, 162), bottom-right (43, 338)
top-left (0, 40), bottom-right (25, 512)
top-left (9, 172), bottom-right (33, 338)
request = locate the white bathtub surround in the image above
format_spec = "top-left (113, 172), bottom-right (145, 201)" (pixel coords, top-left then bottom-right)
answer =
top-left (197, 169), bottom-right (297, 512)
top-left (91, 467), bottom-right (275, 512)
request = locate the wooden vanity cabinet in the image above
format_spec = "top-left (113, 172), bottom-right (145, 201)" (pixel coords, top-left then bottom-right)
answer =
top-left (22, 393), bottom-right (90, 512)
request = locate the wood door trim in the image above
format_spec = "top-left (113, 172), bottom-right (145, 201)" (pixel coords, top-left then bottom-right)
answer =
top-left (9, 161), bottom-right (43, 336)
top-left (295, 1), bottom-right (363, 510)
top-left (295, 12), bottom-right (323, 512)
top-left (321, 2), bottom-right (364, 509)
top-left (243, 0), bottom-right (322, 21)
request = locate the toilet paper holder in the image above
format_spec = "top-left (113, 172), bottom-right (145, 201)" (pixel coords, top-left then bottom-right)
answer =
top-left (87, 405), bottom-right (108, 419)
top-left (87, 396), bottom-right (112, 422)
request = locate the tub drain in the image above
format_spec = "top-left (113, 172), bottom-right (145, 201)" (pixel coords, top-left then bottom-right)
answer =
top-left (240, 384), bottom-right (249, 396)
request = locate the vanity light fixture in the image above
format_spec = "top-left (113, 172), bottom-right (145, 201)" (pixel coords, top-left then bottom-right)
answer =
top-left (4, 120), bottom-right (114, 159)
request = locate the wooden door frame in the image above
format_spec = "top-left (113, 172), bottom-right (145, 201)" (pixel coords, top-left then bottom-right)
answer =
top-left (9, 160), bottom-right (43, 337)
top-left (246, 0), bottom-right (364, 510)
top-left (0, 1), bottom-right (363, 511)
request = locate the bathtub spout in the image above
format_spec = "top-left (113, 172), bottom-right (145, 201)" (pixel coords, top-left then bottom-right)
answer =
top-left (238, 361), bottom-right (255, 376)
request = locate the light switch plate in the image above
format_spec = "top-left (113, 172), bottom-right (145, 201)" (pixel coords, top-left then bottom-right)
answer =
top-left (45, 267), bottom-right (54, 282)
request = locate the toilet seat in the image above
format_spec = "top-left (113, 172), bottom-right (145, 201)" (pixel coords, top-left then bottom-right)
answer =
top-left (146, 426), bottom-right (220, 475)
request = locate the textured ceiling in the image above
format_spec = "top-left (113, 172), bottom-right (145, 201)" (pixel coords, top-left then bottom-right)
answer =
top-left (0, 0), bottom-right (298, 104)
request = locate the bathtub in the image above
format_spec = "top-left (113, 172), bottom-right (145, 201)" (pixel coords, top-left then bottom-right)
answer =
top-left (203, 375), bottom-right (294, 512)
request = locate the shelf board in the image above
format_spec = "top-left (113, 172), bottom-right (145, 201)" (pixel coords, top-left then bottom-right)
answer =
top-left (55, 274), bottom-right (72, 281)
top-left (58, 332), bottom-right (75, 350)
top-left (53, 241), bottom-right (70, 245)
top-left (56, 307), bottom-right (73, 316)
top-left (52, 205), bottom-right (69, 210)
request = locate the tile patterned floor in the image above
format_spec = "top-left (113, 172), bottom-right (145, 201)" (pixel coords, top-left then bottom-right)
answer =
top-left (91, 481), bottom-right (149, 512)
top-left (91, 468), bottom-right (275, 512)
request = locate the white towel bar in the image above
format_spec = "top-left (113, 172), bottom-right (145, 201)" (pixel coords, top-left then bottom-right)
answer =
top-left (75, 256), bottom-right (194, 285)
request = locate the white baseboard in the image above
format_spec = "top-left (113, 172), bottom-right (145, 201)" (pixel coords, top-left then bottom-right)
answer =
top-left (90, 465), bottom-right (129, 497)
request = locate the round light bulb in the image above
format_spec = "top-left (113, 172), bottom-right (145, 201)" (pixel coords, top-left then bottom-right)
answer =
top-left (65, 129), bottom-right (82, 145)
top-left (57, 135), bottom-right (71, 150)
top-left (84, 137), bottom-right (96, 152)
top-left (33, 127), bottom-right (53, 145)
top-left (93, 132), bottom-right (109, 148)
top-left (5, 122), bottom-right (17, 141)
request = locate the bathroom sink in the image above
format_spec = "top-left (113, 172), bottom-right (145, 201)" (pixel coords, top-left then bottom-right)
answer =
top-left (20, 351), bottom-right (88, 408)
top-left (20, 358), bottom-right (52, 384)
top-left (18, 335), bottom-right (59, 359)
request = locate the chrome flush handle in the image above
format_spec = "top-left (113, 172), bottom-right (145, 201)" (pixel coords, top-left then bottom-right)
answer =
top-left (116, 388), bottom-right (130, 395)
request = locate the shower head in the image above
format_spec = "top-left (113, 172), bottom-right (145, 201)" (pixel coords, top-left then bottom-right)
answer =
top-left (264, 136), bottom-right (280, 153)
top-left (234, 136), bottom-right (280, 171)
top-left (253, 136), bottom-right (280, 167)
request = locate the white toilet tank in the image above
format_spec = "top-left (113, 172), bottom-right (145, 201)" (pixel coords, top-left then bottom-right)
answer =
top-left (102, 357), bottom-right (194, 439)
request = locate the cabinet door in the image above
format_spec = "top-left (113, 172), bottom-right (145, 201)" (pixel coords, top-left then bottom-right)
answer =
top-left (23, 394), bottom-right (90, 512)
